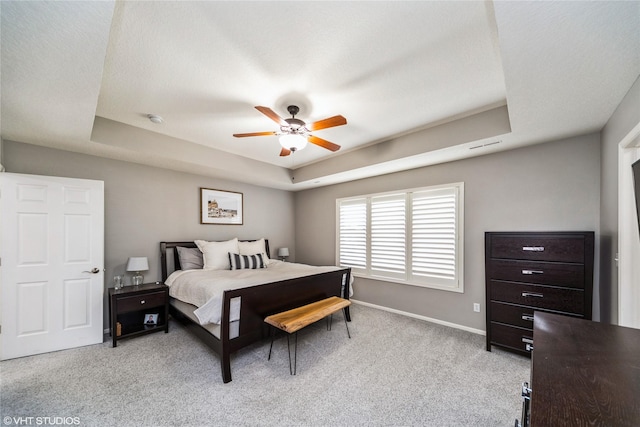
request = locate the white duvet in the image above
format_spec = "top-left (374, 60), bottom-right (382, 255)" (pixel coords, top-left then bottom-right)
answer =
top-left (165, 259), bottom-right (352, 325)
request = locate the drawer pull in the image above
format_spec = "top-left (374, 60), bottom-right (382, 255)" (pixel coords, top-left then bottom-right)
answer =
top-left (522, 337), bottom-right (534, 352)
top-left (522, 269), bottom-right (544, 275)
top-left (522, 246), bottom-right (544, 252)
top-left (140, 300), bottom-right (146, 304)
top-left (521, 314), bottom-right (534, 322)
top-left (522, 292), bottom-right (543, 298)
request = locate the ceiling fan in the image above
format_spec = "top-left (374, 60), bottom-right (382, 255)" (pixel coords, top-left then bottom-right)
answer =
top-left (233, 105), bottom-right (347, 156)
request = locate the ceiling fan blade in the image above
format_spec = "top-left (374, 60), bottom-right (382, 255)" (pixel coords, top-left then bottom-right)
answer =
top-left (255, 106), bottom-right (287, 126)
top-left (308, 135), bottom-right (341, 152)
top-left (233, 131), bottom-right (277, 138)
top-left (279, 147), bottom-right (291, 157)
top-left (308, 115), bottom-right (347, 131)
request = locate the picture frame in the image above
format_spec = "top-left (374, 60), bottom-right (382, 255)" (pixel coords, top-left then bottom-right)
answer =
top-left (144, 313), bottom-right (159, 325)
top-left (200, 188), bottom-right (243, 225)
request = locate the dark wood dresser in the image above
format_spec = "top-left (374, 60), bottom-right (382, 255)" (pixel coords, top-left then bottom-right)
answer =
top-left (485, 231), bottom-right (594, 355)
top-left (521, 311), bottom-right (640, 427)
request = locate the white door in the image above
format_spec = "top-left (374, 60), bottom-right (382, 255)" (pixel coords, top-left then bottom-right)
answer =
top-left (0, 173), bottom-right (104, 359)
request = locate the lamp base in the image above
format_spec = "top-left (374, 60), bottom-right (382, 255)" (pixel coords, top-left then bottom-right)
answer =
top-left (132, 273), bottom-right (143, 286)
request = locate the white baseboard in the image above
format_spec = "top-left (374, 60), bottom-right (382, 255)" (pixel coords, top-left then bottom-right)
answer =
top-left (102, 302), bottom-right (485, 336)
top-left (350, 299), bottom-right (486, 336)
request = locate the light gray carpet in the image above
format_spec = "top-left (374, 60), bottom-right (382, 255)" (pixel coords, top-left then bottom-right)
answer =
top-left (1, 304), bottom-right (529, 426)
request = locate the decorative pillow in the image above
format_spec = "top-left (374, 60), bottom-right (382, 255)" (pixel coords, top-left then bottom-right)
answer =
top-left (195, 238), bottom-right (239, 270)
top-left (176, 246), bottom-right (203, 270)
top-left (238, 238), bottom-right (267, 256)
top-left (228, 252), bottom-right (266, 270)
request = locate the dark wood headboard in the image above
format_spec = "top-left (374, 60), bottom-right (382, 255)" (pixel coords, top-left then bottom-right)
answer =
top-left (160, 239), bottom-right (271, 282)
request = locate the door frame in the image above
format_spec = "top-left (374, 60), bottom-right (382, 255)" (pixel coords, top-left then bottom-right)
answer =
top-left (618, 121), bottom-right (640, 328)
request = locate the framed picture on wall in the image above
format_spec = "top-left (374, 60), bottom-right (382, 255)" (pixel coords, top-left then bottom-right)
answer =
top-left (200, 188), bottom-right (243, 225)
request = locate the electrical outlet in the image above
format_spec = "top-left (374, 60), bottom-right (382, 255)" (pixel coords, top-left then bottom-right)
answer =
top-left (473, 303), bottom-right (481, 312)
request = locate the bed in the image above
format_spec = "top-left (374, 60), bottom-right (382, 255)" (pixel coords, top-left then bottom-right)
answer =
top-left (160, 239), bottom-right (352, 383)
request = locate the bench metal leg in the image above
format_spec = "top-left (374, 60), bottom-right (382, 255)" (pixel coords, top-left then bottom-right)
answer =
top-left (268, 325), bottom-right (275, 361)
top-left (327, 312), bottom-right (350, 338)
top-left (344, 312), bottom-right (351, 339)
top-left (287, 332), bottom-right (298, 375)
top-left (268, 327), bottom-right (297, 375)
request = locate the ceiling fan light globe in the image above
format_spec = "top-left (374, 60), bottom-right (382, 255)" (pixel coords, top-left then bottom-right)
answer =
top-left (279, 134), bottom-right (307, 151)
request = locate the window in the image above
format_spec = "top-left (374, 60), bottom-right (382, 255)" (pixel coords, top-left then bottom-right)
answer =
top-left (337, 183), bottom-right (464, 292)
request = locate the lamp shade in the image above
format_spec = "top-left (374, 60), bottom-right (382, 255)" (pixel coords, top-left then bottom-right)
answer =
top-left (126, 257), bottom-right (149, 272)
top-left (277, 248), bottom-right (290, 257)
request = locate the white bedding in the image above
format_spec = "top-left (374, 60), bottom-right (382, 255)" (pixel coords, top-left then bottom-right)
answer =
top-left (166, 259), bottom-right (353, 325)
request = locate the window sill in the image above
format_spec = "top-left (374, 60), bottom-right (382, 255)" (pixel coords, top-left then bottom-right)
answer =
top-left (351, 272), bottom-right (464, 293)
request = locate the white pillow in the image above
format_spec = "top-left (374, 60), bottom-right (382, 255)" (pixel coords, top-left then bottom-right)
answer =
top-left (238, 238), bottom-right (267, 256)
top-left (195, 238), bottom-right (239, 270)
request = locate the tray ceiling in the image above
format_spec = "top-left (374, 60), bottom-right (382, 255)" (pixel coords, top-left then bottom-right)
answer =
top-left (2, 1), bottom-right (639, 190)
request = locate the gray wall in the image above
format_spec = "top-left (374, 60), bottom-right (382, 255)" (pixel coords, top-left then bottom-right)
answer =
top-left (3, 140), bottom-right (296, 328)
top-left (3, 127), bottom-right (608, 333)
top-left (600, 75), bottom-right (640, 324)
top-left (295, 133), bottom-right (601, 331)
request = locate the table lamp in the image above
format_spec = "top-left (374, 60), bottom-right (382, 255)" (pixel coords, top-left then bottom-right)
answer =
top-left (277, 247), bottom-right (289, 261)
top-left (127, 257), bottom-right (149, 286)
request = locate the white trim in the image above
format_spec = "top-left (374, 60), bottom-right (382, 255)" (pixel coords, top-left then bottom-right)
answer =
top-left (618, 126), bottom-right (640, 328)
top-left (350, 272), bottom-right (464, 293)
top-left (619, 121), bottom-right (640, 150)
top-left (350, 298), bottom-right (485, 336)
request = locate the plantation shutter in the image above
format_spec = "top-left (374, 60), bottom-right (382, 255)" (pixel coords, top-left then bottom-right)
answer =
top-left (336, 182), bottom-right (463, 292)
top-left (338, 198), bottom-right (367, 271)
top-left (411, 187), bottom-right (459, 287)
top-left (370, 194), bottom-right (405, 278)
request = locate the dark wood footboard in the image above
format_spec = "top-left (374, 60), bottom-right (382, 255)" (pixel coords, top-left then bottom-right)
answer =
top-left (160, 241), bottom-right (351, 383)
top-left (219, 268), bottom-right (351, 382)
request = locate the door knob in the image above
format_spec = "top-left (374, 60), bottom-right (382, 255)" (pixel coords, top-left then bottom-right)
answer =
top-left (83, 268), bottom-right (100, 274)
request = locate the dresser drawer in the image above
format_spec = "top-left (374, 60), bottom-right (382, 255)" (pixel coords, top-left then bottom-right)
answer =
top-left (490, 235), bottom-right (585, 263)
top-left (490, 281), bottom-right (585, 315)
top-left (490, 302), bottom-right (535, 329)
top-left (117, 291), bottom-right (167, 313)
top-left (489, 322), bottom-right (533, 354)
top-left (489, 259), bottom-right (584, 288)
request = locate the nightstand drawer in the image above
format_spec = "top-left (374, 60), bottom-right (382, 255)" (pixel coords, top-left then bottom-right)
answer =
top-left (117, 291), bottom-right (166, 313)
top-left (490, 259), bottom-right (584, 288)
top-left (490, 281), bottom-right (585, 315)
top-left (490, 235), bottom-right (585, 263)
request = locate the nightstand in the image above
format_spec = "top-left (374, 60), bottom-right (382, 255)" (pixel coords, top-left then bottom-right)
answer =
top-left (109, 282), bottom-right (169, 347)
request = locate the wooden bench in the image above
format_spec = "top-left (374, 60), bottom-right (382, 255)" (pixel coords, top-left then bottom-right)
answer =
top-left (265, 296), bottom-right (351, 375)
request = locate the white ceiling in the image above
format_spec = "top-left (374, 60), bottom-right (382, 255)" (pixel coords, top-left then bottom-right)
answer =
top-left (2, 1), bottom-right (639, 191)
